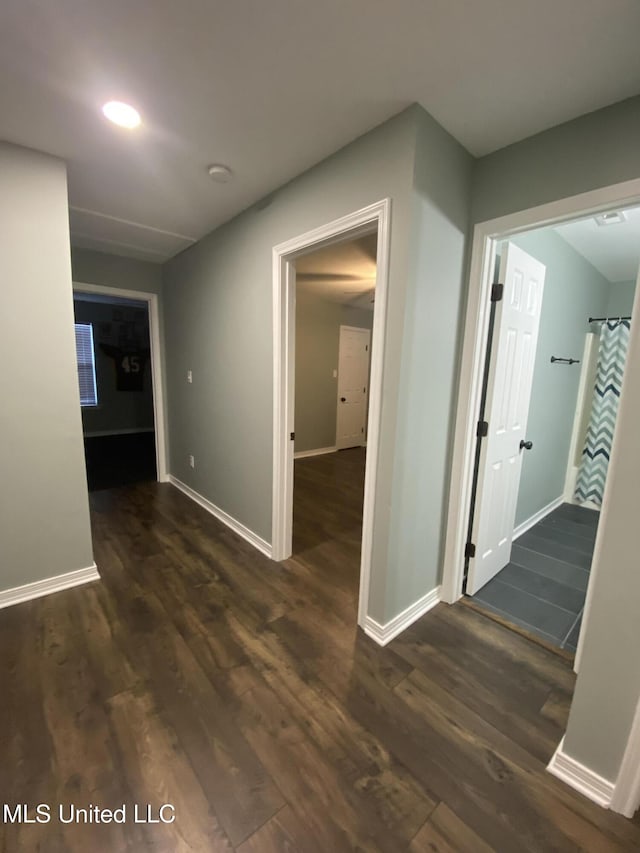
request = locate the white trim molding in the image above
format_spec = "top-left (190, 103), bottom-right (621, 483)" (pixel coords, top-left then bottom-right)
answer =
top-left (294, 446), bottom-right (337, 460)
top-left (363, 587), bottom-right (441, 647)
top-left (0, 564), bottom-right (100, 610)
top-left (547, 738), bottom-right (615, 809)
top-left (610, 696), bottom-right (640, 818)
top-left (513, 495), bottom-right (564, 541)
top-left (170, 476), bottom-right (272, 559)
top-left (272, 199), bottom-right (391, 630)
top-left (441, 177), bottom-right (640, 605)
top-left (73, 282), bottom-right (169, 483)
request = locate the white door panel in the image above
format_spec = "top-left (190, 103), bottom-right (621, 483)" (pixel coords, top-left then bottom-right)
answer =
top-left (336, 326), bottom-right (370, 450)
top-left (467, 243), bottom-right (546, 595)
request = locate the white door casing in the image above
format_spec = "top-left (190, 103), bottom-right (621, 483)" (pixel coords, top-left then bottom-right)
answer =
top-left (336, 326), bottom-right (370, 449)
top-left (467, 242), bottom-right (546, 594)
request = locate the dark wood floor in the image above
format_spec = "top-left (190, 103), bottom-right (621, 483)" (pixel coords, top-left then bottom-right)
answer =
top-left (1, 449), bottom-right (639, 851)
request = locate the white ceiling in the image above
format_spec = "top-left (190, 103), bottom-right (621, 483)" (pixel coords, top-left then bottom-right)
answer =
top-left (296, 234), bottom-right (377, 309)
top-left (3, 1), bottom-right (640, 261)
top-left (554, 206), bottom-right (640, 283)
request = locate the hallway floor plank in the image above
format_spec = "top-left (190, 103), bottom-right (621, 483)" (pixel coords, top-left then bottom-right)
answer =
top-left (0, 456), bottom-right (637, 851)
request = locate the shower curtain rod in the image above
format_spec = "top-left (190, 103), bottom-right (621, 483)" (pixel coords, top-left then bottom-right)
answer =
top-left (588, 315), bottom-right (631, 323)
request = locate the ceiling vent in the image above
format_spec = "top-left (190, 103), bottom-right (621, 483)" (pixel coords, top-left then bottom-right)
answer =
top-left (594, 210), bottom-right (627, 227)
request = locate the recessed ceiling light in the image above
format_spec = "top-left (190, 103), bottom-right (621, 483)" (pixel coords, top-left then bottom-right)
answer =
top-left (207, 164), bottom-right (233, 183)
top-left (594, 211), bottom-right (627, 227)
top-left (102, 101), bottom-right (141, 129)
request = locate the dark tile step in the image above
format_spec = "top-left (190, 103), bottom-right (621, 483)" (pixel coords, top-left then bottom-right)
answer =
top-left (524, 523), bottom-right (595, 557)
top-left (473, 578), bottom-right (577, 641)
top-left (517, 531), bottom-right (592, 570)
top-left (510, 545), bottom-right (590, 592)
top-left (536, 515), bottom-right (597, 543)
top-left (547, 503), bottom-right (599, 529)
top-left (496, 563), bottom-right (585, 615)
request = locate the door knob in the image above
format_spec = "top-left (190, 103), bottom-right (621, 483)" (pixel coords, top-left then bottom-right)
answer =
top-left (340, 397), bottom-right (346, 402)
top-left (519, 440), bottom-right (533, 451)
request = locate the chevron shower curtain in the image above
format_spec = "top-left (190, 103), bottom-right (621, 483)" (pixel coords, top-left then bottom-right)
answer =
top-left (575, 320), bottom-right (630, 506)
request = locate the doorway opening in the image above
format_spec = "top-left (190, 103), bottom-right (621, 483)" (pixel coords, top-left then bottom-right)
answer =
top-left (444, 196), bottom-right (640, 661)
top-left (272, 199), bottom-right (390, 627)
top-left (291, 234), bottom-right (376, 597)
top-left (73, 283), bottom-right (167, 489)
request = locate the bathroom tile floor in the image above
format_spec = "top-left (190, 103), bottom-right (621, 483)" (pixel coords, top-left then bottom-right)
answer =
top-left (471, 503), bottom-right (598, 653)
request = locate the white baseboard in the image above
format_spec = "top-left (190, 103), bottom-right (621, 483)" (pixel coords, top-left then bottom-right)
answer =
top-left (513, 495), bottom-right (564, 540)
top-left (547, 737), bottom-right (615, 809)
top-left (610, 697), bottom-right (640, 818)
top-left (363, 586), bottom-right (440, 646)
top-left (169, 475), bottom-right (272, 559)
top-left (0, 563), bottom-right (100, 610)
top-left (294, 446), bottom-right (337, 459)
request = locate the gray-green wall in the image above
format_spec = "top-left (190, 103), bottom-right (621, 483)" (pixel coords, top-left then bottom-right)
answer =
top-left (509, 230), bottom-right (610, 527)
top-left (294, 289), bottom-right (372, 453)
top-left (72, 247), bottom-right (163, 294)
top-left (471, 94), bottom-right (640, 788)
top-left (384, 107), bottom-right (472, 619)
top-left (163, 104), bottom-right (473, 625)
top-left (473, 96), bottom-right (640, 224)
top-left (163, 108), bottom-right (416, 605)
top-left (564, 272), bottom-right (640, 781)
top-left (606, 279), bottom-right (636, 317)
top-left (0, 143), bottom-right (94, 590)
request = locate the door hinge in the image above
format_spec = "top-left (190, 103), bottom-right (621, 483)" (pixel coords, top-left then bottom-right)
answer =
top-left (290, 432), bottom-right (295, 440)
top-left (476, 420), bottom-right (489, 438)
top-left (365, 345), bottom-right (369, 351)
top-left (491, 282), bottom-right (504, 302)
top-left (464, 542), bottom-right (476, 559)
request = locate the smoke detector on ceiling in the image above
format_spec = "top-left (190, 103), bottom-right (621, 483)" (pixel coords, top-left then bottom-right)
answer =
top-left (207, 164), bottom-right (233, 183)
top-left (594, 210), bottom-right (627, 227)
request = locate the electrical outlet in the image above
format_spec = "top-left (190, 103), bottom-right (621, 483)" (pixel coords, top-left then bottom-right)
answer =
top-left (188, 454), bottom-right (195, 468)
top-left (187, 370), bottom-right (193, 383)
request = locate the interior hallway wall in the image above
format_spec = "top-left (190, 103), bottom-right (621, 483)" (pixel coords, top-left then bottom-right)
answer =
top-left (163, 108), bottom-right (417, 614)
top-left (564, 273), bottom-right (640, 783)
top-left (472, 96), bottom-right (640, 224)
top-left (470, 93), bottom-right (640, 788)
top-left (384, 106), bottom-right (473, 621)
top-left (163, 104), bottom-right (473, 626)
top-left (0, 143), bottom-right (94, 591)
top-left (71, 247), bottom-right (163, 294)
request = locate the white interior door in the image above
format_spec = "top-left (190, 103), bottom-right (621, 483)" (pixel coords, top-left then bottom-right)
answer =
top-left (467, 242), bottom-right (546, 595)
top-left (336, 326), bottom-right (370, 450)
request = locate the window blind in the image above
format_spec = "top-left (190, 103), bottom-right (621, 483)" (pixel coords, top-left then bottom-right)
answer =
top-left (75, 323), bottom-right (98, 407)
